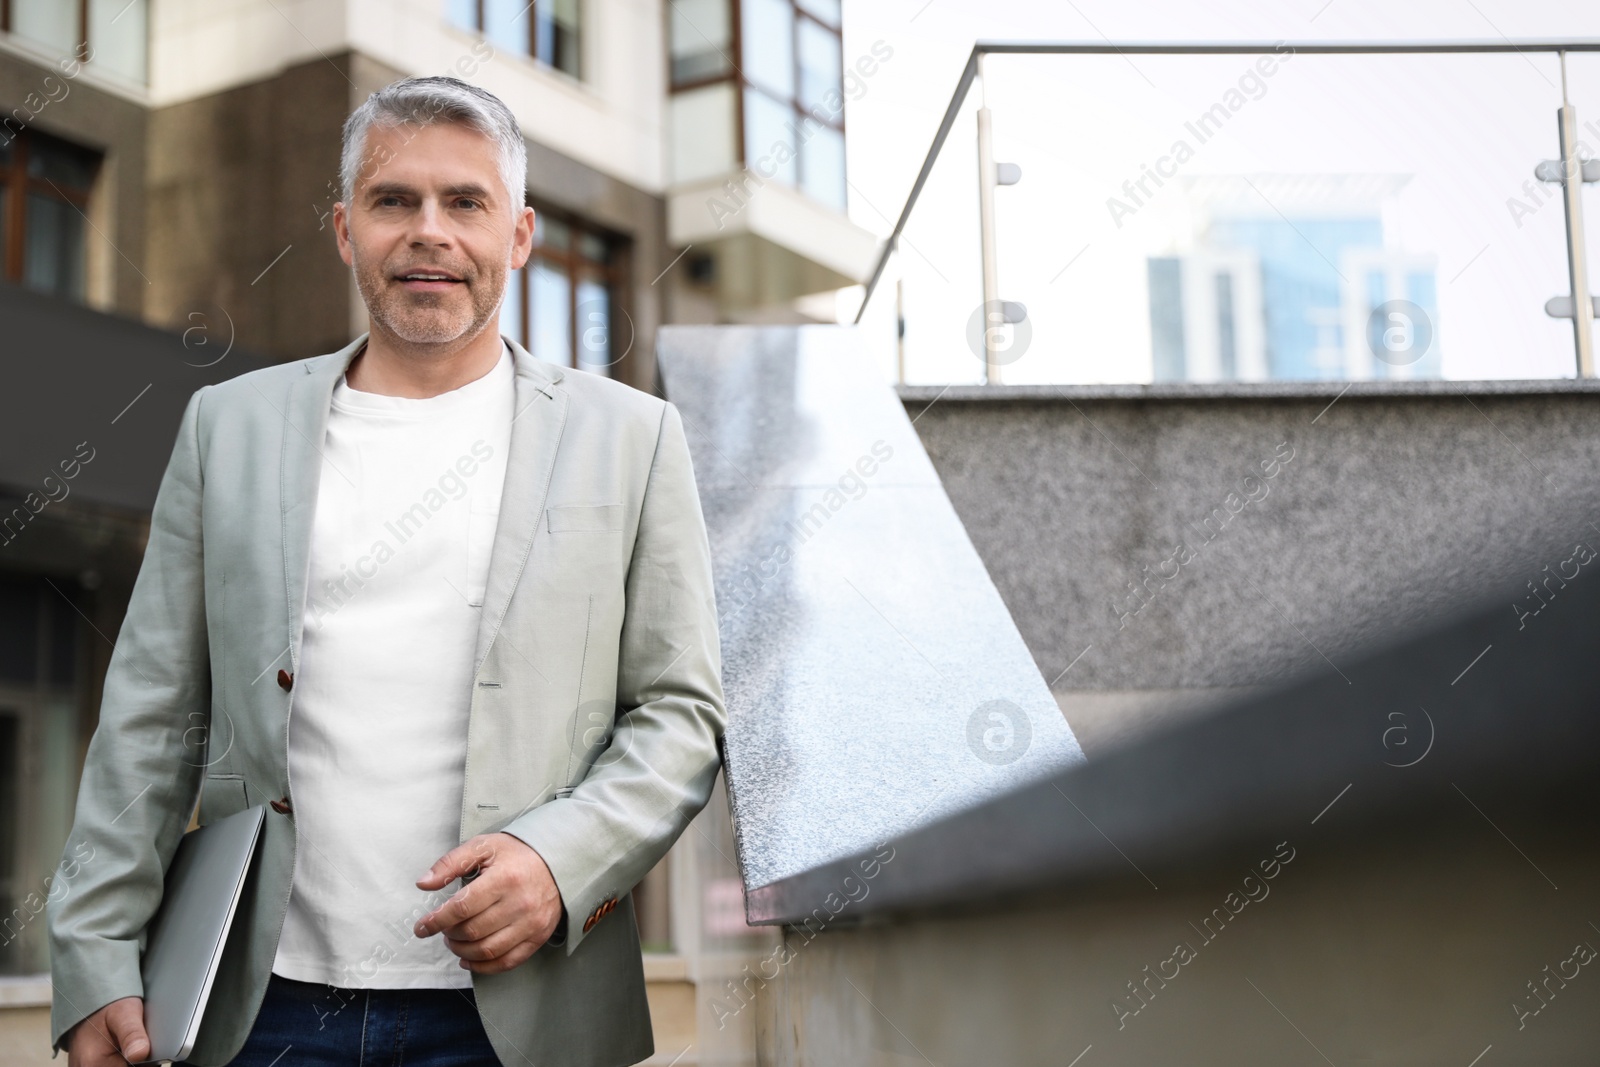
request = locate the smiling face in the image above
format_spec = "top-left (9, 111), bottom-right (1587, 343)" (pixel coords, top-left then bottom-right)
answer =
top-left (333, 122), bottom-right (532, 348)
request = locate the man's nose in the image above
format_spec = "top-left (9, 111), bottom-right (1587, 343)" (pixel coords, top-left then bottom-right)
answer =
top-left (410, 199), bottom-right (452, 245)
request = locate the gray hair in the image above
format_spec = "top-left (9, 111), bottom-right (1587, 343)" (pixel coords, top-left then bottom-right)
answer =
top-left (340, 75), bottom-right (527, 217)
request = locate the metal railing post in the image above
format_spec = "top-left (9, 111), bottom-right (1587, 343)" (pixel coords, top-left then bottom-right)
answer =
top-left (975, 55), bottom-right (1004, 384)
top-left (1557, 53), bottom-right (1596, 377)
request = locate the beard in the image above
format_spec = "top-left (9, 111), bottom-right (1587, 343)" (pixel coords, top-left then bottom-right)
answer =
top-left (352, 244), bottom-right (505, 346)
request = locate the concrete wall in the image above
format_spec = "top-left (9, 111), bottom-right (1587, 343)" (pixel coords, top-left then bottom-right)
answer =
top-left (145, 52), bottom-right (357, 363)
top-left (149, 0), bottom-right (668, 195)
top-left (750, 819), bottom-right (1600, 1066)
top-left (899, 381), bottom-right (1600, 753)
top-left (0, 1005), bottom-right (52, 1067)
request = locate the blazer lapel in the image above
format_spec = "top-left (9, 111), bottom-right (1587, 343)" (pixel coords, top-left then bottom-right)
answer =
top-left (280, 334), bottom-right (368, 674)
top-left (473, 337), bottom-right (567, 675)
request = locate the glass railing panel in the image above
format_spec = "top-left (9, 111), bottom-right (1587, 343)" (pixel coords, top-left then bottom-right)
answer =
top-left (862, 46), bottom-right (1594, 385)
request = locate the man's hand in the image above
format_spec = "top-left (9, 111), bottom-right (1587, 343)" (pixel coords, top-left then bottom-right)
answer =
top-left (414, 832), bottom-right (563, 974)
top-left (65, 996), bottom-right (149, 1066)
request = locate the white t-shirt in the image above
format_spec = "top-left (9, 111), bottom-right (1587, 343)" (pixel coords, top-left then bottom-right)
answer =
top-left (271, 342), bottom-right (514, 989)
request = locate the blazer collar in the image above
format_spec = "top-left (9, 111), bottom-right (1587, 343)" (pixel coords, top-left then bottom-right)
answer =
top-left (296, 330), bottom-right (564, 393)
top-left (279, 332), bottom-right (570, 677)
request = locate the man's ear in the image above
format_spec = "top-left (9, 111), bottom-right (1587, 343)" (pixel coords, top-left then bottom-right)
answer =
top-left (333, 201), bottom-right (355, 267)
top-left (511, 205), bottom-right (535, 270)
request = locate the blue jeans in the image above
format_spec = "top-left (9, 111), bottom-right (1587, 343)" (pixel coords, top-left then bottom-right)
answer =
top-left (196, 971), bottom-right (503, 1066)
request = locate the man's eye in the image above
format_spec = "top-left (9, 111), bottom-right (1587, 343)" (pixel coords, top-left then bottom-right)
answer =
top-left (457, 199), bottom-right (482, 210)
top-left (376, 196), bottom-right (403, 207)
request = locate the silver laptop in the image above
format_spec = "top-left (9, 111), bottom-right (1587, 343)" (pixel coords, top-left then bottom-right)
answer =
top-left (136, 803), bottom-right (266, 1065)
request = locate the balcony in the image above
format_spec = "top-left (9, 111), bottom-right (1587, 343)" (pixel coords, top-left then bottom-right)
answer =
top-left (666, 0), bottom-right (880, 318)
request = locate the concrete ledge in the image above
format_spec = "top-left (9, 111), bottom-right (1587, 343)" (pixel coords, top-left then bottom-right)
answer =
top-left (900, 379), bottom-right (1600, 693)
top-left (0, 976), bottom-right (50, 1009)
top-left (897, 378), bottom-right (1600, 402)
top-left (642, 953), bottom-right (691, 983)
top-left (1053, 686), bottom-right (1263, 758)
top-left (658, 324), bottom-right (1087, 894)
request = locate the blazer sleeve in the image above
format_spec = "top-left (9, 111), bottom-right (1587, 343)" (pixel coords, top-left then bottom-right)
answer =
top-left (46, 386), bottom-right (212, 1056)
top-left (500, 399), bottom-right (727, 955)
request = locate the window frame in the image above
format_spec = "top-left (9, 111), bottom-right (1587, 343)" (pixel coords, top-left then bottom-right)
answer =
top-left (668, 0), bottom-right (846, 191)
top-left (0, 127), bottom-right (99, 295)
top-left (452, 0), bottom-right (584, 81)
top-left (0, 0), bottom-right (91, 45)
top-left (503, 199), bottom-right (629, 375)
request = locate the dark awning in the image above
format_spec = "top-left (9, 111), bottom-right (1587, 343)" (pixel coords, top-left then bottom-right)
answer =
top-left (1, 281), bottom-right (276, 515)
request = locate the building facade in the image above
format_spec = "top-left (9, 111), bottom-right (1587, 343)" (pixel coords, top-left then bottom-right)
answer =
top-left (1, 2), bottom-right (876, 1060)
top-left (1148, 174), bottom-right (1442, 383)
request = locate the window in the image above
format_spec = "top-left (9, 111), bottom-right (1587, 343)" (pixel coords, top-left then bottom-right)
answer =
top-left (0, 128), bottom-right (100, 301)
top-left (0, 573), bottom-right (86, 977)
top-left (668, 0), bottom-right (846, 211)
top-left (0, 0), bottom-right (150, 84)
top-left (449, 0), bottom-right (582, 80)
top-left (668, 0), bottom-right (731, 83)
top-left (1215, 271), bottom-right (1237, 380)
top-left (500, 206), bottom-right (626, 376)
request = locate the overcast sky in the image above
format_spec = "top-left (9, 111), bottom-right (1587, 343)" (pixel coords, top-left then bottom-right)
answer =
top-left (836, 0), bottom-right (1600, 384)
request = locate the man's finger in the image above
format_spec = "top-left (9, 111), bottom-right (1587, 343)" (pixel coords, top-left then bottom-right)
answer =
top-left (414, 877), bottom-right (501, 939)
top-left (442, 919), bottom-right (529, 962)
top-left (439, 898), bottom-right (519, 946)
top-left (416, 835), bottom-right (499, 891)
top-left (456, 934), bottom-right (545, 973)
top-left (107, 998), bottom-right (150, 1062)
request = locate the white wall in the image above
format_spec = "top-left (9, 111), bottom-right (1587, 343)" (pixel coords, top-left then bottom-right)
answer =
top-left (149, 0), bottom-right (667, 193)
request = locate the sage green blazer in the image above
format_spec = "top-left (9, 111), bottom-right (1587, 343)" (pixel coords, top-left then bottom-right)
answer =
top-left (46, 334), bottom-right (727, 1067)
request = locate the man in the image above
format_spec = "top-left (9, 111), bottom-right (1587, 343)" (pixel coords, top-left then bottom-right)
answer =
top-left (47, 75), bottom-right (725, 1067)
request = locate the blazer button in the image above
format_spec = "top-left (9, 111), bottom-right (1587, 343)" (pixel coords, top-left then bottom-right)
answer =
top-left (277, 669), bottom-right (294, 692)
top-left (270, 796), bottom-right (294, 815)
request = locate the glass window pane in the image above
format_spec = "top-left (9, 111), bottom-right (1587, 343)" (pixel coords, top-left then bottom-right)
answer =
top-left (1215, 271), bottom-right (1237, 379)
top-left (578, 232), bottom-right (608, 263)
top-left (13, 0), bottom-right (79, 54)
top-left (669, 0), bottom-right (732, 84)
top-left (797, 17), bottom-right (841, 117)
top-left (745, 90), bottom-right (798, 186)
top-left (670, 82), bottom-right (737, 184)
top-left (27, 135), bottom-right (99, 190)
top-left (0, 582), bottom-right (40, 682)
top-left (1147, 258), bottom-right (1186, 382)
top-left (740, 0), bottom-right (794, 101)
top-left (530, 260), bottom-right (571, 365)
top-left (446, 0), bottom-right (478, 30)
top-left (534, 213), bottom-right (570, 251)
top-left (796, 0), bottom-right (840, 28)
top-left (88, 0), bottom-right (147, 84)
top-left (798, 119), bottom-right (843, 209)
top-left (24, 193), bottom-right (87, 299)
top-left (0, 713), bottom-right (18, 973)
top-left (483, 0), bottom-right (531, 57)
top-left (500, 265), bottom-right (525, 346)
top-left (575, 275), bottom-right (611, 375)
top-left (537, 0), bottom-right (581, 78)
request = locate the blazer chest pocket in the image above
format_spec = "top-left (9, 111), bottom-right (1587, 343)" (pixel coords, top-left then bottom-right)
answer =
top-left (547, 503), bottom-right (623, 533)
top-left (200, 773), bottom-right (250, 824)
